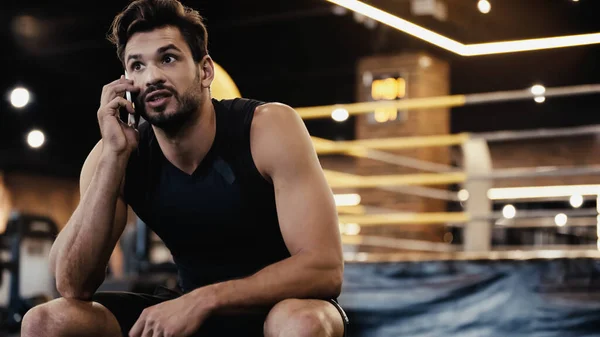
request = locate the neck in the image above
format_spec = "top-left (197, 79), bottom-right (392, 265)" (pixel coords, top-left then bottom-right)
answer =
top-left (153, 98), bottom-right (216, 175)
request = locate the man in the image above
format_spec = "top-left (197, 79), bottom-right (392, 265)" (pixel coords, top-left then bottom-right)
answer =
top-left (20, 0), bottom-right (348, 336)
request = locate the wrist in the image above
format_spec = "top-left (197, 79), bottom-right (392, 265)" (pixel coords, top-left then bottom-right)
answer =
top-left (190, 284), bottom-right (221, 313)
top-left (99, 149), bottom-right (130, 168)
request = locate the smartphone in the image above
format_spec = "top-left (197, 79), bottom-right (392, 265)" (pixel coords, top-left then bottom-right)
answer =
top-left (124, 71), bottom-right (138, 128)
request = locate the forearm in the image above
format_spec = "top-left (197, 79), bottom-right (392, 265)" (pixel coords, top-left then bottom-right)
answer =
top-left (51, 152), bottom-right (128, 299)
top-left (193, 252), bottom-right (343, 314)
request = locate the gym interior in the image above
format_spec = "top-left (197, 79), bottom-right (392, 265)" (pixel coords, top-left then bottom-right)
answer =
top-left (2, 0), bottom-right (600, 336)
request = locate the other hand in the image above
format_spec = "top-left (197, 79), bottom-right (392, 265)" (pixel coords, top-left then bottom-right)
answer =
top-left (129, 294), bottom-right (212, 337)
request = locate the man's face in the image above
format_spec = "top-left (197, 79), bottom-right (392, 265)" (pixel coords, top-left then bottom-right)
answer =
top-left (124, 26), bottom-right (205, 131)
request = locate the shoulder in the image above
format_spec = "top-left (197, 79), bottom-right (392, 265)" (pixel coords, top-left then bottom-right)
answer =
top-left (250, 102), bottom-right (315, 177)
top-left (252, 102), bottom-right (305, 134)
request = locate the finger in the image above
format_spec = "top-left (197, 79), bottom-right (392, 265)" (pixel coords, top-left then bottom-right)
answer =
top-left (142, 325), bottom-right (155, 337)
top-left (152, 328), bottom-right (164, 337)
top-left (117, 74), bottom-right (134, 84)
top-left (129, 315), bottom-right (145, 337)
top-left (113, 83), bottom-right (140, 96)
top-left (102, 77), bottom-right (122, 92)
top-left (105, 96), bottom-right (135, 115)
top-left (101, 77), bottom-right (128, 96)
top-left (101, 76), bottom-right (136, 103)
top-left (102, 83), bottom-right (139, 106)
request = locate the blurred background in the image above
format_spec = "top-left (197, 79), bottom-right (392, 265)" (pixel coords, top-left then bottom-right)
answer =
top-left (1, 0), bottom-right (600, 336)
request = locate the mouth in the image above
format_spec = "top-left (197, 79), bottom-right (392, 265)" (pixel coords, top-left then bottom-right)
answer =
top-left (145, 90), bottom-right (173, 108)
top-left (145, 90), bottom-right (173, 103)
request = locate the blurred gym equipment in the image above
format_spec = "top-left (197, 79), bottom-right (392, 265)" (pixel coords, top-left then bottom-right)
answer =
top-left (98, 218), bottom-right (178, 294)
top-left (0, 212), bottom-right (58, 333)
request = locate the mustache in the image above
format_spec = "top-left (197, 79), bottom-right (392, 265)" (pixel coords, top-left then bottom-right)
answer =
top-left (139, 84), bottom-right (178, 102)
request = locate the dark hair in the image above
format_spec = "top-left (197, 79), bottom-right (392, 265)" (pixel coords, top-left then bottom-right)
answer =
top-left (108, 0), bottom-right (208, 65)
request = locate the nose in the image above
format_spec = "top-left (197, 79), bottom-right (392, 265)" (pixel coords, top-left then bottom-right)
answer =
top-left (143, 64), bottom-right (166, 88)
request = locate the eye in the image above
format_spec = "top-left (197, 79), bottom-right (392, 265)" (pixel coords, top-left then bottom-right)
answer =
top-left (163, 55), bottom-right (176, 64)
top-left (131, 62), bottom-right (143, 72)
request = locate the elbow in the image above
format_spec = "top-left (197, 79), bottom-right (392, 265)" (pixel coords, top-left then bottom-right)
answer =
top-left (55, 272), bottom-right (103, 301)
top-left (56, 279), bottom-right (96, 301)
top-left (56, 283), bottom-right (92, 301)
top-left (319, 264), bottom-right (344, 299)
top-left (328, 265), bottom-right (344, 298)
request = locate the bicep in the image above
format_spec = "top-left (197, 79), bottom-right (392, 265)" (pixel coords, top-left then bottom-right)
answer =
top-left (252, 105), bottom-right (342, 259)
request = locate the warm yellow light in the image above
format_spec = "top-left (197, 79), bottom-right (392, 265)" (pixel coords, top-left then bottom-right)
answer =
top-left (27, 130), bottom-right (45, 148)
top-left (463, 33), bottom-right (600, 56)
top-left (331, 108), bottom-right (349, 122)
top-left (477, 0), bottom-right (491, 14)
top-left (555, 213), bottom-right (568, 227)
top-left (570, 194), bottom-right (583, 208)
top-left (371, 77), bottom-right (406, 100)
top-left (10, 87), bottom-right (30, 108)
top-left (458, 189), bottom-right (470, 202)
top-left (327, 0), bottom-right (463, 52)
top-left (488, 185), bottom-right (600, 200)
top-left (343, 223), bottom-right (361, 235)
top-left (326, 0), bottom-right (600, 56)
top-left (502, 204), bottom-right (516, 219)
top-left (334, 193), bottom-right (361, 206)
top-left (373, 107), bottom-right (393, 123)
top-left (531, 85), bottom-right (546, 96)
top-left (534, 96), bottom-right (546, 103)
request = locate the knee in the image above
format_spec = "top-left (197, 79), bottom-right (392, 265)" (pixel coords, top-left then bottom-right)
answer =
top-left (21, 298), bottom-right (86, 337)
top-left (285, 309), bottom-right (330, 337)
top-left (264, 299), bottom-right (331, 337)
top-left (21, 303), bottom-right (53, 337)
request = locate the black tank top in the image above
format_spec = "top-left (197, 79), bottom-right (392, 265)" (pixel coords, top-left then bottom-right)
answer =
top-left (122, 98), bottom-right (291, 292)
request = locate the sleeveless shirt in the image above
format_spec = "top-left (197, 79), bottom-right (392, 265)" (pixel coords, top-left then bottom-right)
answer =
top-left (122, 98), bottom-right (291, 292)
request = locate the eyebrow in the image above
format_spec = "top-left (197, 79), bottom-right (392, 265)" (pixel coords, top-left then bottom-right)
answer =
top-left (127, 44), bottom-right (183, 63)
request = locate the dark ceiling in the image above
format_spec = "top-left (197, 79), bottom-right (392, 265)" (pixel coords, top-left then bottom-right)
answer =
top-left (1, 0), bottom-right (599, 178)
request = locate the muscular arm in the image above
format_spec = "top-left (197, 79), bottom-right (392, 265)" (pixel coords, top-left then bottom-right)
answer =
top-left (191, 103), bottom-right (344, 312)
top-left (49, 140), bottom-right (130, 300)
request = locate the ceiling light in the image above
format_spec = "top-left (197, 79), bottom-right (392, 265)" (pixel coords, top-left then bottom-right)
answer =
top-left (502, 204), bottom-right (516, 219)
top-left (27, 130), bottom-right (45, 148)
top-left (331, 108), bottom-right (350, 122)
top-left (488, 184), bottom-right (600, 200)
top-left (531, 84), bottom-right (546, 96)
top-left (477, 0), bottom-right (491, 14)
top-left (10, 87), bottom-right (30, 108)
top-left (569, 194), bottom-right (583, 208)
top-left (326, 0), bottom-right (600, 56)
top-left (555, 213), bottom-right (568, 227)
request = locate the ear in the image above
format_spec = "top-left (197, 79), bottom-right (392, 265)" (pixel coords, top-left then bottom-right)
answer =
top-left (199, 55), bottom-right (215, 88)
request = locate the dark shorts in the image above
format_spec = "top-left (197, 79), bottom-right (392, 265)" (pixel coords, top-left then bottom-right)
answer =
top-left (92, 287), bottom-right (349, 337)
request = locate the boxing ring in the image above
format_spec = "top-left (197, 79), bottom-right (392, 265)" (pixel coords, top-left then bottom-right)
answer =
top-left (296, 85), bottom-right (600, 336)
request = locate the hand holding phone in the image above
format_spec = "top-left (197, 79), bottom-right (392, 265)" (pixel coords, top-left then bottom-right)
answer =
top-left (97, 74), bottom-right (139, 154)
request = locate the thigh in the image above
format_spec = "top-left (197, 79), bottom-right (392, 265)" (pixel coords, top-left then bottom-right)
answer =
top-left (92, 290), bottom-right (175, 337)
top-left (194, 312), bottom-right (266, 337)
top-left (94, 290), bottom-right (266, 337)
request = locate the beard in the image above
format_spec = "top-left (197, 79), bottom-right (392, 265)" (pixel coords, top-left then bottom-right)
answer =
top-left (136, 71), bottom-right (203, 134)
